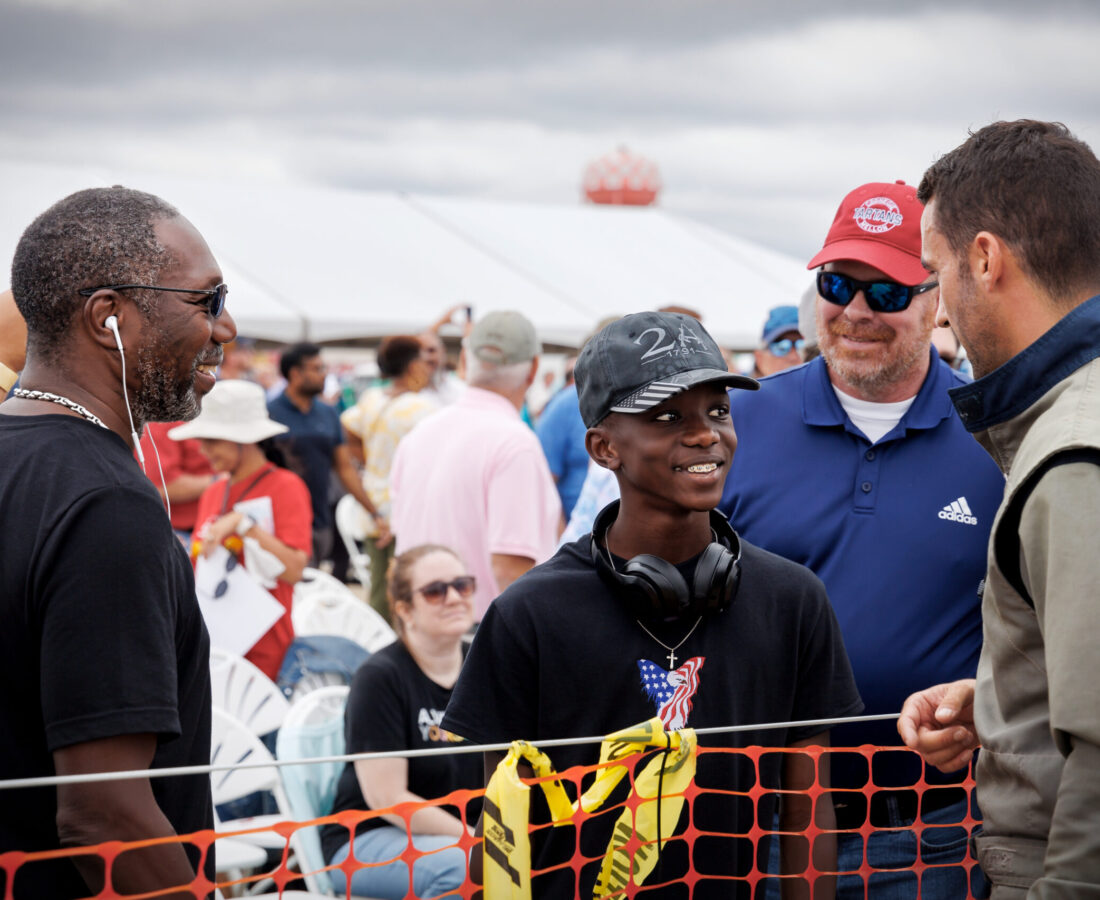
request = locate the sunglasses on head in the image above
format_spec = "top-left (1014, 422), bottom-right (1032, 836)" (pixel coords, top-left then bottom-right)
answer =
top-left (817, 271), bottom-right (938, 314)
top-left (767, 337), bottom-right (806, 357)
top-left (416, 575), bottom-right (477, 603)
top-left (78, 283), bottom-right (229, 318)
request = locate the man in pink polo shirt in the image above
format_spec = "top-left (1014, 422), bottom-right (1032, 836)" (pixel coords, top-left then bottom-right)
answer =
top-left (390, 311), bottom-right (562, 620)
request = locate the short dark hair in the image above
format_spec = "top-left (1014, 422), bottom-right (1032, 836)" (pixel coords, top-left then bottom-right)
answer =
top-left (279, 342), bottom-right (322, 379)
top-left (376, 335), bottom-right (424, 379)
top-left (918, 120), bottom-right (1100, 302)
top-left (11, 186), bottom-right (180, 359)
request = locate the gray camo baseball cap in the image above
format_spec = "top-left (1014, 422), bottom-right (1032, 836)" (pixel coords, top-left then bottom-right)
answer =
top-left (575, 311), bottom-right (758, 428)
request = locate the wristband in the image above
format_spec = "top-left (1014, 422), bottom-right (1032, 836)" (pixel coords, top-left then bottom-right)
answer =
top-left (235, 514), bottom-right (257, 537)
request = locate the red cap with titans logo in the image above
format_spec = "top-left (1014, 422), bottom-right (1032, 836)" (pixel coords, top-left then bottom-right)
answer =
top-left (806, 180), bottom-right (928, 286)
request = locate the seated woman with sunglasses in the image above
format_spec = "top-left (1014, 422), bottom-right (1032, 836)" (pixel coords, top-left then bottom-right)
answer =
top-left (321, 544), bottom-right (482, 900)
top-left (169, 379), bottom-right (312, 681)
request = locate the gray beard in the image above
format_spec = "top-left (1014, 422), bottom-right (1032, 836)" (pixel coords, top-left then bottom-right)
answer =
top-left (130, 339), bottom-right (201, 429)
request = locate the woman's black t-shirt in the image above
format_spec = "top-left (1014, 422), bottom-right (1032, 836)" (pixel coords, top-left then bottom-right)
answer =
top-left (320, 641), bottom-right (483, 861)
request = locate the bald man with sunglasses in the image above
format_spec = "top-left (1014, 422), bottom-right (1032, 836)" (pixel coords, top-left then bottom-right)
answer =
top-left (719, 181), bottom-right (1005, 899)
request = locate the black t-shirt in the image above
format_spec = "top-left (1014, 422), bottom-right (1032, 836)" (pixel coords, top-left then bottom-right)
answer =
top-left (321, 641), bottom-right (484, 862)
top-left (442, 536), bottom-right (863, 899)
top-left (0, 415), bottom-right (213, 899)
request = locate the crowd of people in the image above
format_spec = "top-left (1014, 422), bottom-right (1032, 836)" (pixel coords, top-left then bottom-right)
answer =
top-left (2, 117), bottom-right (1100, 900)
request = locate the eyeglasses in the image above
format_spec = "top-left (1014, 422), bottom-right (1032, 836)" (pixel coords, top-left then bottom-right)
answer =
top-left (416, 575), bottom-right (477, 603)
top-left (78, 283), bottom-right (229, 318)
top-left (817, 271), bottom-right (938, 314)
top-left (767, 337), bottom-right (806, 357)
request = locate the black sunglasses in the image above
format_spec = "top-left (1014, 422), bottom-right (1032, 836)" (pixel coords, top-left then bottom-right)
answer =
top-left (416, 575), bottom-right (477, 603)
top-left (817, 271), bottom-right (937, 314)
top-left (78, 283), bottom-right (229, 318)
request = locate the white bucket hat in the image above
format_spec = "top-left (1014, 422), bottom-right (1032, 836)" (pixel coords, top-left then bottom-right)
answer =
top-left (168, 380), bottom-right (288, 444)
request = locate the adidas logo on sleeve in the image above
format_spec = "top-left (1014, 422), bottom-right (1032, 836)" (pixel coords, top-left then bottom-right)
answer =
top-left (939, 497), bottom-right (978, 525)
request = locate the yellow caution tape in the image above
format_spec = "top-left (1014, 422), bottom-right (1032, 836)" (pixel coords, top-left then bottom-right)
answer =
top-left (482, 717), bottom-right (697, 899)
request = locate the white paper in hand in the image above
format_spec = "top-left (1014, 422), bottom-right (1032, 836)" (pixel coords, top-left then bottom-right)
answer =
top-left (195, 545), bottom-right (286, 657)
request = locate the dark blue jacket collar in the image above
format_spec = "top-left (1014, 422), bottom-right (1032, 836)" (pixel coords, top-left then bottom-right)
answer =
top-left (803, 347), bottom-right (957, 438)
top-left (950, 294), bottom-right (1100, 433)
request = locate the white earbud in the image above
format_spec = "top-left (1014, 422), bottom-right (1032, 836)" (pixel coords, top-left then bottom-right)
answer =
top-left (105, 315), bottom-right (124, 351)
top-left (104, 314), bottom-right (145, 468)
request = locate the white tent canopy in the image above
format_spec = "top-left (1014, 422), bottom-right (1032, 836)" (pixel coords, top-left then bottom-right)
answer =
top-left (1, 160), bottom-right (812, 348)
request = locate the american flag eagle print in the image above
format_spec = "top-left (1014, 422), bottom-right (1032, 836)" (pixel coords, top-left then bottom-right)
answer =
top-left (637, 656), bottom-right (705, 730)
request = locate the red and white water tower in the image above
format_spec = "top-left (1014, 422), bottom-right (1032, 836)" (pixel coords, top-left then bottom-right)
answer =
top-left (582, 146), bottom-right (661, 206)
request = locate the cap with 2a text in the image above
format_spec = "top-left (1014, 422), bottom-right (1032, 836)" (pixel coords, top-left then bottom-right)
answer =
top-left (807, 180), bottom-right (928, 286)
top-left (575, 311), bottom-right (758, 428)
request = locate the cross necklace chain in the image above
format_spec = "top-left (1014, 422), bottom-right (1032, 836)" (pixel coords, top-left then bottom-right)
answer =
top-left (10, 389), bottom-right (108, 429)
top-left (636, 616), bottom-right (702, 670)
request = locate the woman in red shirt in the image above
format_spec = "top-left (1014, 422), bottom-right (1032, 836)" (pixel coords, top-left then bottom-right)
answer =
top-left (170, 379), bottom-right (313, 680)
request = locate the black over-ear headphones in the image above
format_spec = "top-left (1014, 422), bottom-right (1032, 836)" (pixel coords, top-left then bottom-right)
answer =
top-left (590, 500), bottom-right (742, 619)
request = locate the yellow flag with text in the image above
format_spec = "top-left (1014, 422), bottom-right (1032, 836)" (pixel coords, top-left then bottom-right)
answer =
top-left (482, 717), bottom-right (697, 899)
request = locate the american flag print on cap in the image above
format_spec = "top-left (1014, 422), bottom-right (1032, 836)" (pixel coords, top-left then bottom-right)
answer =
top-left (637, 657), bottom-right (705, 730)
top-left (609, 381), bottom-right (683, 414)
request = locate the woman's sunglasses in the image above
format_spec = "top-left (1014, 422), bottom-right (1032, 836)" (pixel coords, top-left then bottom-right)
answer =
top-left (817, 271), bottom-right (938, 314)
top-left (416, 575), bottom-right (477, 603)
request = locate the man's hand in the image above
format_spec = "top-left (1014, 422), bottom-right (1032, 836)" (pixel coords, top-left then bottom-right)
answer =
top-left (897, 678), bottom-right (979, 773)
top-left (374, 516), bottom-right (393, 549)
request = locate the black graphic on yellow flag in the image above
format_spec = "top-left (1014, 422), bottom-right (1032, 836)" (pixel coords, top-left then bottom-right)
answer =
top-left (482, 717), bottom-right (697, 899)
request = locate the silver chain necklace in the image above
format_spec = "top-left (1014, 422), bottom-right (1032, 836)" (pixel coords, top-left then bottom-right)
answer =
top-left (636, 616), bottom-right (702, 670)
top-left (11, 389), bottom-right (108, 429)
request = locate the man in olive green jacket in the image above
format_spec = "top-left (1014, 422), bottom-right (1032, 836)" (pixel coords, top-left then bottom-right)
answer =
top-left (899, 120), bottom-right (1100, 897)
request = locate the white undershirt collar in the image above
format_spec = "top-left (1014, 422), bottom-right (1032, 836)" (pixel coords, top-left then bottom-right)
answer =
top-left (831, 384), bottom-right (916, 444)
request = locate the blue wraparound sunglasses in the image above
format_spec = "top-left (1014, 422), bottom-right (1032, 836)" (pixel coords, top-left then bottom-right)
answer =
top-left (78, 283), bottom-right (228, 318)
top-left (817, 271), bottom-right (937, 314)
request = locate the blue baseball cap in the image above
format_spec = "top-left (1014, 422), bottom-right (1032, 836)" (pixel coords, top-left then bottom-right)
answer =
top-left (760, 305), bottom-right (801, 344)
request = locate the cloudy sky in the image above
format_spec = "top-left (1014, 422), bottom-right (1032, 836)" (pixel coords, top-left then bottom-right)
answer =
top-left (2, 0), bottom-right (1098, 261)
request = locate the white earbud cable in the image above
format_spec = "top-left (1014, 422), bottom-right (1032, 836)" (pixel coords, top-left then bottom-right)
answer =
top-left (146, 428), bottom-right (172, 522)
top-left (115, 338), bottom-right (146, 471)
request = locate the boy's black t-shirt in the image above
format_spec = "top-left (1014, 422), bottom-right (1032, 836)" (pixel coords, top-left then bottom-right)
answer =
top-left (0, 415), bottom-right (213, 899)
top-left (321, 641), bottom-right (483, 861)
top-left (442, 535), bottom-right (863, 898)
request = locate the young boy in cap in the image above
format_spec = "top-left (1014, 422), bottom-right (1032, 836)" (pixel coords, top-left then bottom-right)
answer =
top-left (443, 311), bottom-right (862, 898)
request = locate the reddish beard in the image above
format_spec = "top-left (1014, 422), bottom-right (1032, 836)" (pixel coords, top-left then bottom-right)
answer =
top-left (827, 319), bottom-right (895, 343)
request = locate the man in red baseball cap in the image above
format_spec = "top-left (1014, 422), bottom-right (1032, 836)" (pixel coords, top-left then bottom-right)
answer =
top-left (719, 180), bottom-right (1006, 898)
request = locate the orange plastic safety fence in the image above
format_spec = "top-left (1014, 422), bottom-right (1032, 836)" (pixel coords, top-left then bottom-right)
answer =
top-left (0, 744), bottom-right (981, 899)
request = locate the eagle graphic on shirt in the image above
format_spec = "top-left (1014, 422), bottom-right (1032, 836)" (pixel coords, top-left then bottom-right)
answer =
top-left (637, 657), bottom-right (705, 729)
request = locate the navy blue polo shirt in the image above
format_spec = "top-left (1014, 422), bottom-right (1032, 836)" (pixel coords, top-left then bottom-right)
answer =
top-left (720, 350), bottom-right (1005, 785)
top-left (267, 391), bottom-right (344, 530)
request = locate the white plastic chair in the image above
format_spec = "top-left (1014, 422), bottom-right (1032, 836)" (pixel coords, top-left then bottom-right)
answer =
top-left (292, 569), bottom-right (395, 654)
top-left (334, 494), bottom-right (373, 590)
top-left (276, 686), bottom-right (351, 897)
top-left (210, 648), bottom-right (294, 852)
top-left (209, 708), bottom-right (330, 899)
top-left (210, 647), bottom-right (291, 738)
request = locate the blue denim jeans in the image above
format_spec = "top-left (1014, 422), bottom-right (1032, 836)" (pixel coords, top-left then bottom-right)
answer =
top-left (328, 825), bottom-right (467, 900)
top-left (765, 797), bottom-right (989, 899)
